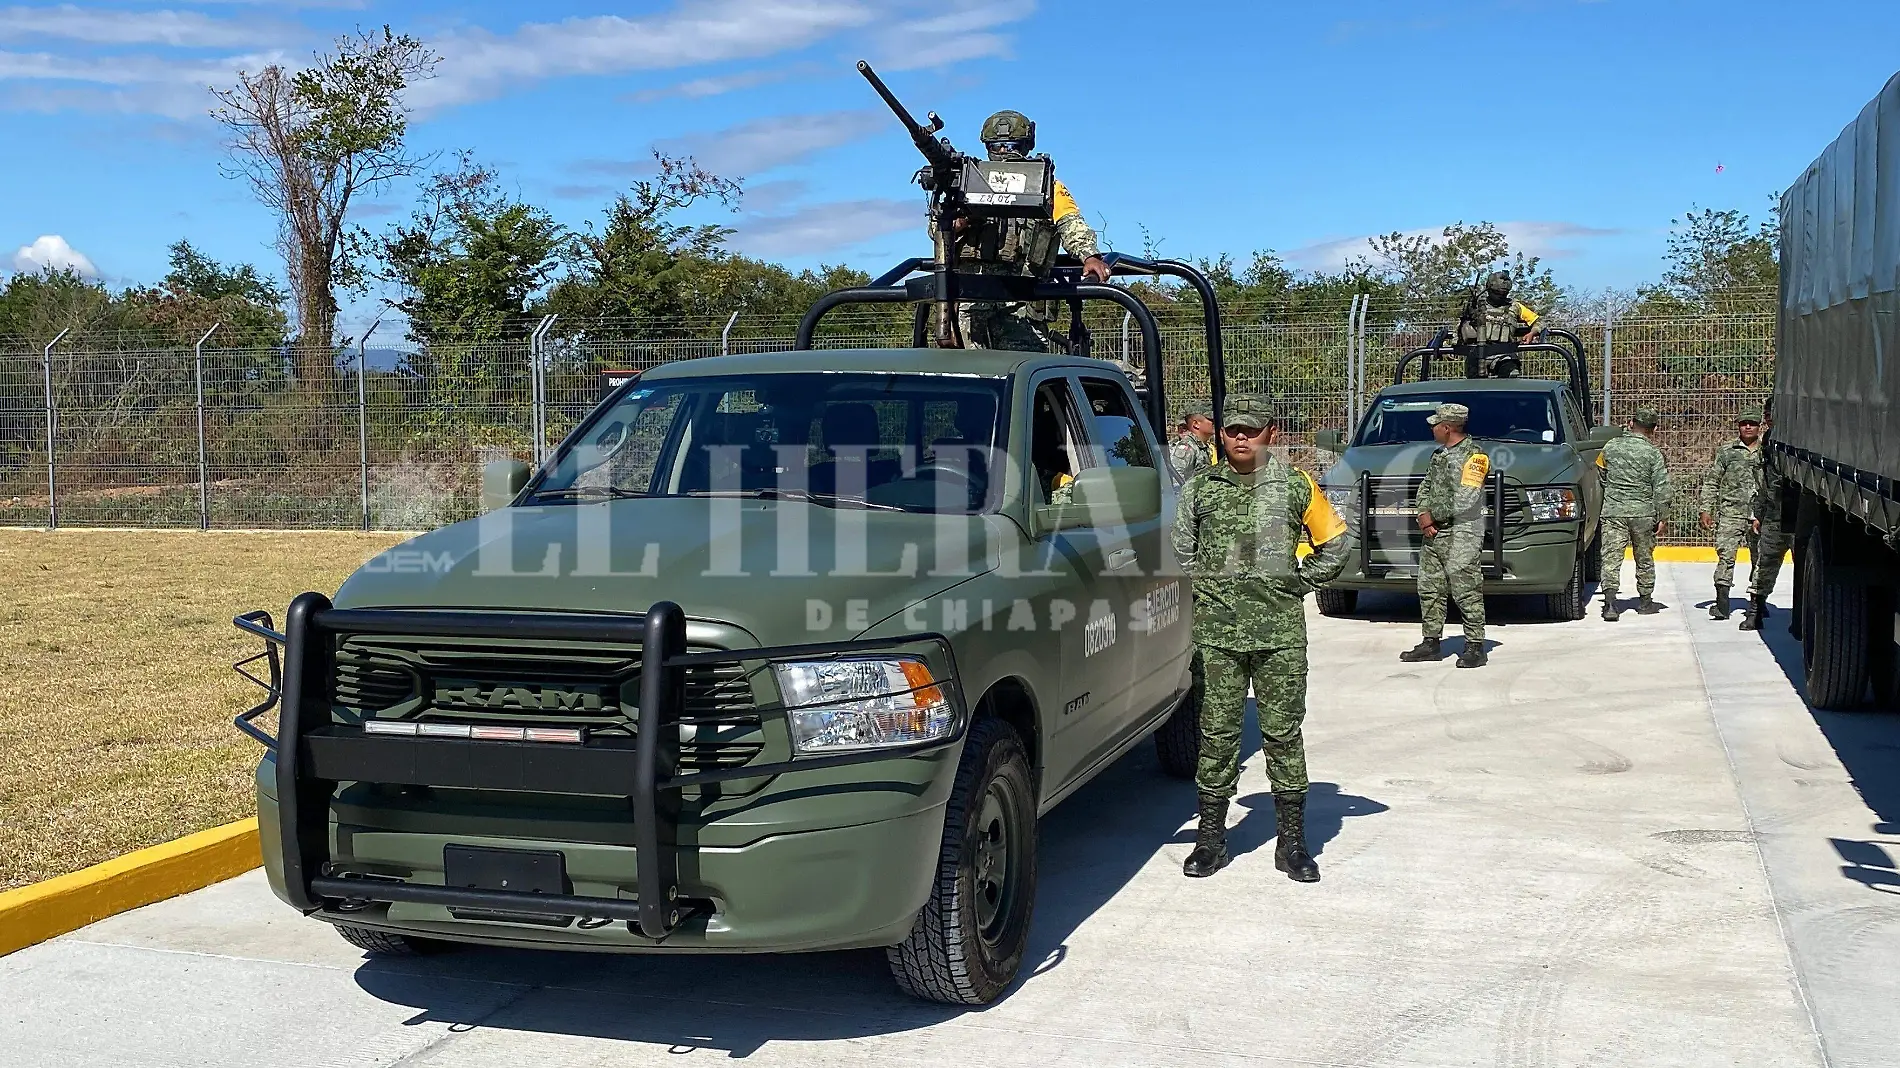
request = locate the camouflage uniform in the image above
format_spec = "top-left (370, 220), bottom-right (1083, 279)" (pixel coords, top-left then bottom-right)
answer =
top-left (1415, 430), bottom-right (1491, 647)
top-left (1168, 432), bottom-right (1215, 480)
top-left (1597, 414), bottom-right (1672, 606)
top-left (1173, 450), bottom-right (1350, 801)
top-left (1700, 435), bottom-right (1762, 588)
top-left (944, 188), bottom-right (1100, 351)
top-left (1744, 434), bottom-right (1790, 623)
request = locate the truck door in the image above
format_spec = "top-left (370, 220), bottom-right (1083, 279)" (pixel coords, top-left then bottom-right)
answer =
top-left (1021, 375), bottom-right (1132, 793)
top-left (1073, 372), bottom-right (1182, 744)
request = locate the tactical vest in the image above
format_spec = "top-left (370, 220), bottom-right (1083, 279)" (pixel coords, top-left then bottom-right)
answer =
top-left (957, 215), bottom-right (1060, 277)
top-left (1479, 300), bottom-right (1520, 343)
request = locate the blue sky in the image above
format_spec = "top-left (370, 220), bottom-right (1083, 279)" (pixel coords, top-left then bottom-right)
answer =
top-left (1, 0), bottom-right (1896, 337)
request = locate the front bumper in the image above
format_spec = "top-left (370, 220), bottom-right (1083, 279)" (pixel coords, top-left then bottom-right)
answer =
top-left (1328, 521), bottom-right (1584, 595)
top-left (235, 594), bottom-right (966, 951)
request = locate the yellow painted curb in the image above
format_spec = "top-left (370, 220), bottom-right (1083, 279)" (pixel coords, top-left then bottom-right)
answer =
top-left (0, 818), bottom-right (260, 957)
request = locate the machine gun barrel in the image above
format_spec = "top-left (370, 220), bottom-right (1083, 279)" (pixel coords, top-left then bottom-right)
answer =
top-left (857, 60), bottom-right (956, 175)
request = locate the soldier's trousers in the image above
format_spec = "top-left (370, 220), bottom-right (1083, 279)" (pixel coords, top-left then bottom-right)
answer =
top-left (1599, 516), bottom-right (1658, 597)
top-left (1195, 644), bottom-right (1308, 800)
top-left (1749, 518), bottom-right (1790, 598)
top-left (1713, 512), bottom-right (1756, 587)
top-left (957, 302), bottom-right (1051, 352)
top-left (1418, 525), bottom-right (1485, 643)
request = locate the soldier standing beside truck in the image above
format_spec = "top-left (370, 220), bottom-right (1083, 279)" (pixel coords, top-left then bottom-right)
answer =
top-left (1173, 394), bottom-right (1350, 882)
top-left (1699, 408), bottom-right (1764, 619)
top-left (1399, 402), bottom-right (1492, 668)
top-left (1169, 406), bottom-right (1217, 478)
top-left (1598, 408), bottom-right (1672, 621)
top-left (1740, 398), bottom-right (1788, 632)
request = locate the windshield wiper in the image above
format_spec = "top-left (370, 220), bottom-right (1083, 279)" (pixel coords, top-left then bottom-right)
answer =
top-left (684, 488), bottom-right (908, 512)
top-left (527, 486), bottom-right (649, 501)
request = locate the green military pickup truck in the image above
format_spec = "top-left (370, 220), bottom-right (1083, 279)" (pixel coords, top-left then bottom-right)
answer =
top-left (233, 257), bottom-right (1220, 1006)
top-left (1311, 331), bottom-right (1618, 621)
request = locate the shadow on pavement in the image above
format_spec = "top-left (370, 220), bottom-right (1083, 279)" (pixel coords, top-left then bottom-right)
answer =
top-left (1750, 609), bottom-right (1900, 893)
top-left (347, 732), bottom-right (1244, 1054)
top-left (1228, 783), bottom-right (1392, 860)
top-left (1348, 588), bottom-right (1591, 628)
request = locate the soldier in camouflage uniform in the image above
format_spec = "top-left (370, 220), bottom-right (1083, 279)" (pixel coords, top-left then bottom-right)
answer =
top-left (1597, 408), bottom-right (1673, 620)
top-left (1172, 394), bottom-right (1351, 882)
top-left (932, 110), bottom-right (1110, 351)
top-left (1698, 407), bottom-right (1764, 619)
top-left (1459, 271), bottom-right (1545, 348)
top-left (1741, 398), bottom-right (1789, 631)
top-left (1399, 402), bottom-right (1492, 668)
top-left (1168, 406), bottom-right (1216, 479)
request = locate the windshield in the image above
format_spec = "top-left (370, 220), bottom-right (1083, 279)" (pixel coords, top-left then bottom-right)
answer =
top-left (531, 373), bottom-right (1010, 514)
top-left (1355, 391), bottom-right (1562, 446)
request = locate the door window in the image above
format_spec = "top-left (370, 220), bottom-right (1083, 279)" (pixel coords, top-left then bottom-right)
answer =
top-left (1030, 380), bottom-right (1088, 505)
top-left (1077, 377), bottom-right (1155, 469)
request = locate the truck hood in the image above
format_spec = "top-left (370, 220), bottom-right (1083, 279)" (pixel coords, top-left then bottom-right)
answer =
top-left (1323, 441), bottom-right (1581, 486)
top-left (333, 498), bottom-right (1010, 645)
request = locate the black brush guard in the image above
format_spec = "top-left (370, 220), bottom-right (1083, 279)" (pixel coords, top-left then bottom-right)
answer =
top-left (1356, 470), bottom-right (1508, 579)
top-left (233, 593), bottom-right (965, 940)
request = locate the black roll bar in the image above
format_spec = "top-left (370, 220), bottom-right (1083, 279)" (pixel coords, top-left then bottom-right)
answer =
top-left (1393, 327), bottom-right (1591, 402)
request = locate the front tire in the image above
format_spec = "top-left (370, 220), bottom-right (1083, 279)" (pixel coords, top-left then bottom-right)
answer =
top-left (887, 718), bottom-right (1037, 1005)
top-left (334, 924), bottom-right (448, 957)
top-left (1805, 529), bottom-right (1872, 709)
top-left (1316, 588), bottom-right (1358, 616)
top-left (1544, 540), bottom-right (1587, 621)
top-left (1155, 661), bottom-right (1202, 780)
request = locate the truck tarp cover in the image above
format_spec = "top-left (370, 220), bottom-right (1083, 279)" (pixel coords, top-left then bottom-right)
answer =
top-left (1779, 71), bottom-right (1900, 485)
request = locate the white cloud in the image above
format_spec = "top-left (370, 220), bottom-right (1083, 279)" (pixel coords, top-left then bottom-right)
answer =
top-left (626, 64), bottom-right (816, 105)
top-left (864, 0), bottom-right (1029, 70)
top-left (727, 198), bottom-right (919, 258)
top-left (11, 234), bottom-right (97, 276)
top-left (414, 0), bottom-right (879, 112)
top-left (659, 109), bottom-right (887, 176)
top-left (1286, 220), bottom-right (1624, 271)
top-left (0, 46), bottom-right (292, 118)
top-left (0, 5), bottom-right (290, 48)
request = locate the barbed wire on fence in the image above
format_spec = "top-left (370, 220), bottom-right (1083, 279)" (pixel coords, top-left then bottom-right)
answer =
top-left (0, 295), bottom-right (1777, 540)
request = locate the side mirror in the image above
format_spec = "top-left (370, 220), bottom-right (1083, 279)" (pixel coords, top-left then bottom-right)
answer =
top-left (1587, 426), bottom-right (1620, 445)
top-left (1037, 466), bottom-right (1162, 533)
top-left (1313, 429), bottom-right (1345, 454)
top-left (482, 459), bottom-right (531, 512)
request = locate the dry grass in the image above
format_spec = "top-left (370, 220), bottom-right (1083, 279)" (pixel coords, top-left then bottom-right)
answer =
top-left (0, 529), bottom-right (406, 890)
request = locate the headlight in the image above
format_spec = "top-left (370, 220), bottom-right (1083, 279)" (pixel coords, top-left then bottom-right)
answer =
top-left (774, 658), bottom-right (955, 754)
top-left (1523, 486), bottom-right (1579, 522)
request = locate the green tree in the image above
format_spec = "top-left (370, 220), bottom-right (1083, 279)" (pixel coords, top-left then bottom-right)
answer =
top-left (1358, 221), bottom-right (1559, 313)
top-left (211, 26), bottom-right (439, 377)
top-left (117, 240), bottom-right (289, 349)
top-left (1655, 205), bottom-right (1778, 304)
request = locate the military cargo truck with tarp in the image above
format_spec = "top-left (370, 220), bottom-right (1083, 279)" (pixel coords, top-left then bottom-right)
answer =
top-left (1772, 71), bottom-right (1900, 710)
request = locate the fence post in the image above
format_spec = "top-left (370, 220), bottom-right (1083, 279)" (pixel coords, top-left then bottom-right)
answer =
top-left (529, 315), bottom-right (556, 466)
top-left (1601, 311), bottom-right (1614, 425)
top-left (194, 323), bottom-right (220, 531)
top-left (721, 309), bottom-right (740, 356)
top-left (358, 321), bottom-right (378, 532)
top-left (41, 327), bottom-right (68, 530)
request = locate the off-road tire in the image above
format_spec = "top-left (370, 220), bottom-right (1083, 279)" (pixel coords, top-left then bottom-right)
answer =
top-left (1805, 531), bottom-right (1872, 709)
top-left (1544, 541), bottom-right (1587, 621)
top-left (1583, 530), bottom-right (1602, 583)
top-left (1154, 666), bottom-right (1202, 780)
top-left (1316, 588), bottom-right (1358, 617)
top-left (887, 718), bottom-right (1037, 1005)
top-left (334, 924), bottom-right (445, 956)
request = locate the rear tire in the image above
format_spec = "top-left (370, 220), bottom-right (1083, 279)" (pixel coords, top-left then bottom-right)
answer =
top-left (1544, 541), bottom-right (1587, 621)
top-left (887, 718), bottom-right (1037, 1005)
top-left (1316, 588), bottom-right (1358, 616)
top-left (334, 924), bottom-right (448, 957)
top-left (1805, 529), bottom-right (1873, 709)
top-left (1155, 660), bottom-right (1202, 780)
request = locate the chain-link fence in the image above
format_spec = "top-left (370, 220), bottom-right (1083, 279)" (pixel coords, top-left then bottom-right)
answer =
top-left (0, 294), bottom-right (1777, 541)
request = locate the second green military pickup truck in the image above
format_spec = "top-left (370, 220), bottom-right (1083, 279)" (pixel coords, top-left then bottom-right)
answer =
top-left (1312, 331), bottom-right (1618, 621)
top-left (232, 254), bottom-right (1225, 1007)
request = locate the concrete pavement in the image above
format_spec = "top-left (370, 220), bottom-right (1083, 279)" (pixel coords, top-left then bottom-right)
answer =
top-left (4, 562), bottom-right (1894, 1067)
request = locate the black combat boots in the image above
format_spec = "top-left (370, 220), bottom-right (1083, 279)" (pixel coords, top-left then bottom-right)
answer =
top-left (1456, 644), bottom-right (1488, 668)
top-left (1602, 597), bottom-right (1621, 622)
top-left (1273, 792), bottom-right (1320, 883)
top-left (1739, 594), bottom-right (1766, 631)
top-left (1183, 794), bottom-right (1230, 878)
top-left (1398, 638), bottom-right (1441, 662)
top-left (1637, 594), bottom-right (1660, 615)
top-left (1710, 585), bottom-right (1732, 619)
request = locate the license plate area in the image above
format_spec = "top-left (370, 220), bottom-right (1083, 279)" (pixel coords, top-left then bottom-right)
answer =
top-left (443, 844), bottom-right (574, 927)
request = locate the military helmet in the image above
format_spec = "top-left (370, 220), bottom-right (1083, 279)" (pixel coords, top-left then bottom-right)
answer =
top-left (1484, 271), bottom-right (1513, 296)
top-left (980, 110), bottom-right (1036, 154)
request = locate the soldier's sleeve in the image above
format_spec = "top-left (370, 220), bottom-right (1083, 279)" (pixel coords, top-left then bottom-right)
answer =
top-left (1295, 471), bottom-right (1350, 590)
top-left (1452, 448), bottom-right (1491, 518)
top-left (1699, 448), bottom-right (1722, 514)
top-left (1171, 474), bottom-right (1201, 576)
top-left (1050, 179), bottom-right (1100, 259)
top-left (1516, 302), bottom-right (1541, 331)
